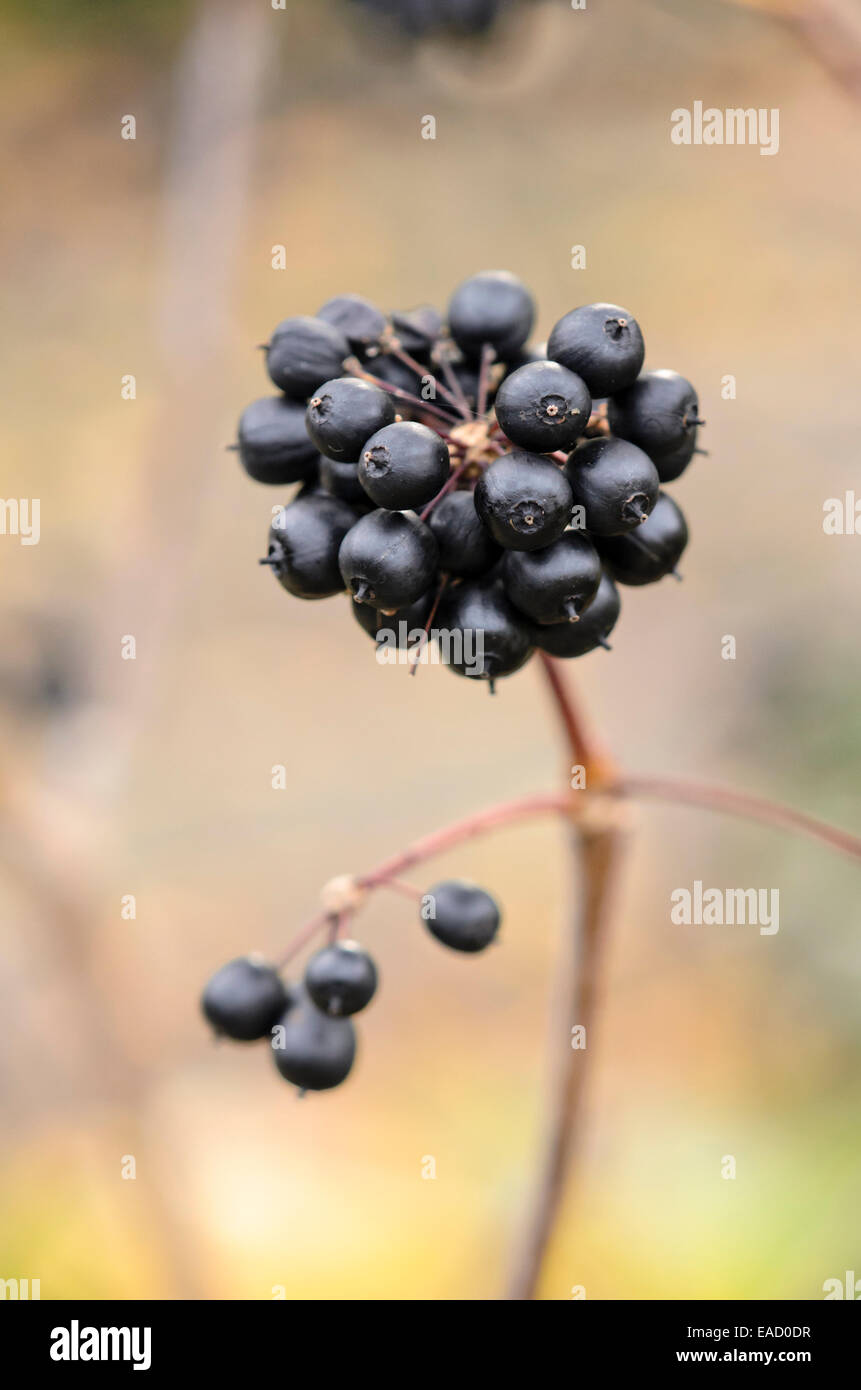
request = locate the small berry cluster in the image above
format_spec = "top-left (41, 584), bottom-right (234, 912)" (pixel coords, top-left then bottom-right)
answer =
top-left (235, 271), bottom-right (702, 690)
top-left (201, 880), bottom-right (500, 1093)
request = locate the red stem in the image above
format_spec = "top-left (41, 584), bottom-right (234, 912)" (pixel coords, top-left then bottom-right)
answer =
top-left (433, 349), bottom-right (474, 418)
top-left (387, 342), bottom-right (468, 417)
top-left (344, 358), bottom-right (459, 429)
top-left (359, 792), bottom-right (569, 888)
top-left (616, 774), bottom-right (861, 863)
top-left (419, 457), bottom-right (474, 520)
top-left (536, 652), bottom-right (604, 776)
top-left (476, 343), bottom-right (495, 418)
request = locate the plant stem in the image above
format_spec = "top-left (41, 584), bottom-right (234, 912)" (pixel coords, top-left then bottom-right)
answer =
top-left (343, 357), bottom-right (459, 429)
top-left (387, 342), bottom-right (468, 417)
top-left (274, 910), bottom-right (333, 969)
top-left (359, 792), bottom-right (569, 889)
top-left (419, 456), bottom-right (474, 520)
top-left (378, 877), bottom-right (424, 900)
top-left (536, 652), bottom-right (615, 784)
top-left (433, 348), bottom-right (474, 417)
top-left (476, 343), bottom-right (495, 418)
top-left (615, 774), bottom-right (861, 863)
top-left (505, 658), bottom-right (625, 1300)
top-left (506, 820), bottom-right (626, 1300)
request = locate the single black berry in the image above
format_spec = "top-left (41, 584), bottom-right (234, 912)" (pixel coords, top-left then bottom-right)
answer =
top-left (548, 303), bottom-right (645, 397)
top-left (607, 369), bottom-right (702, 478)
top-left (271, 992), bottom-right (356, 1091)
top-left (474, 450), bottom-right (573, 552)
top-left (502, 531), bottom-right (602, 625)
top-left (649, 433), bottom-right (698, 484)
top-left (427, 490), bottom-right (500, 577)
top-left (339, 508), bottom-right (438, 609)
top-left (531, 571), bottom-right (621, 657)
top-left (390, 305), bottom-right (443, 358)
top-left (423, 880), bottom-right (501, 952)
top-left (319, 456), bottom-right (371, 505)
top-left (494, 360), bottom-right (591, 454)
top-left (448, 271), bottom-right (535, 361)
top-left (306, 377), bottom-right (395, 460)
top-left (565, 437), bottom-right (659, 537)
top-left (263, 493), bottom-right (358, 599)
top-left (304, 941), bottom-right (378, 1016)
top-left (436, 577), bottom-right (532, 684)
top-left (358, 421), bottom-right (451, 510)
top-left (236, 396), bottom-right (320, 485)
top-left (598, 491), bottom-right (688, 585)
top-left (265, 316), bottom-right (350, 400)
top-left (201, 956), bottom-right (288, 1042)
top-left (317, 293), bottom-right (387, 355)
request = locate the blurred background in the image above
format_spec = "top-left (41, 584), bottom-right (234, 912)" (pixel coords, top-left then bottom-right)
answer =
top-left (1, 0), bottom-right (860, 1300)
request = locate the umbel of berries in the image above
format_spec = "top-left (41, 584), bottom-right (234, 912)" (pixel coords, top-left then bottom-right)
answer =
top-left (232, 270), bottom-right (703, 690)
top-left (201, 935), bottom-right (380, 1093)
top-left (201, 878), bottom-right (503, 1092)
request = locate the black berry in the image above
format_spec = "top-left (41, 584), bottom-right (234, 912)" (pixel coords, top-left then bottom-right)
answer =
top-left (236, 396), bottom-right (320, 485)
top-left (650, 434), bottom-right (698, 484)
top-left (317, 293), bottom-right (387, 355)
top-left (271, 993), bottom-right (356, 1091)
top-left (437, 577), bottom-right (532, 684)
top-left (502, 531), bottom-right (602, 625)
top-left (548, 302), bottom-right (645, 397)
top-left (304, 941), bottom-right (378, 1016)
top-left (448, 271), bottom-right (535, 361)
top-left (390, 305), bottom-right (443, 358)
top-left (306, 377), bottom-right (395, 460)
top-left (607, 369), bottom-right (703, 478)
top-left (266, 316), bottom-right (350, 400)
top-left (598, 491), bottom-right (688, 585)
top-left (319, 456), bottom-right (371, 505)
top-left (339, 508), bottom-right (438, 609)
top-left (565, 437), bottom-right (659, 537)
top-left (358, 421), bottom-right (451, 510)
top-left (495, 360), bottom-right (591, 454)
top-left (201, 957), bottom-right (288, 1042)
top-left (475, 450), bottom-right (573, 552)
top-left (531, 571), bottom-right (621, 657)
top-left (423, 880), bottom-right (501, 952)
top-left (427, 490), bottom-right (500, 577)
top-left (263, 493), bottom-right (358, 599)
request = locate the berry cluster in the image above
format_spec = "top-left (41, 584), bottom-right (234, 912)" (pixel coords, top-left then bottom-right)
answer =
top-left (201, 880), bottom-right (501, 1093)
top-left (236, 272), bottom-right (702, 690)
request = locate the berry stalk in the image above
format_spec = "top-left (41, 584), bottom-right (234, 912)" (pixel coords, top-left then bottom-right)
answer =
top-left (506, 818), bottom-right (626, 1301)
top-left (504, 658), bottom-right (626, 1299)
